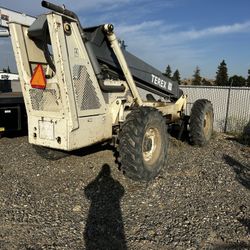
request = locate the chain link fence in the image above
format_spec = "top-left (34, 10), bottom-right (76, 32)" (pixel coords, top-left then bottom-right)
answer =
top-left (180, 85), bottom-right (250, 133)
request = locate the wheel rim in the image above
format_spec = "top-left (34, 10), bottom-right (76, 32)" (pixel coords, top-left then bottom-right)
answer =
top-left (204, 111), bottom-right (212, 138)
top-left (142, 127), bottom-right (162, 166)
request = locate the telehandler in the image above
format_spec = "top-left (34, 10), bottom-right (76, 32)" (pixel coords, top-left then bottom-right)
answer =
top-left (2, 1), bottom-right (214, 181)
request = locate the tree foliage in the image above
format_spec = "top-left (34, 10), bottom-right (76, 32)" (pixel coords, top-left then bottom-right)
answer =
top-left (201, 78), bottom-right (212, 86)
top-left (2, 66), bottom-right (10, 73)
top-left (172, 69), bottom-right (181, 84)
top-left (215, 60), bottom-right (228, 86)
top-left (163, 65), bottom-right (172, 79)
top-left (228, 75), bottom-right (246, 87)
top-left (247, 69), bottom-right (250, 87)
top-left (192, 66), bottom-right (202, 85)
top-left (162, 60), bottom-right (249, 87)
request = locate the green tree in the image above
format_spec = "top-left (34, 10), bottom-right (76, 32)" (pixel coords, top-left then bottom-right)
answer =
top-left (2, 67), bottom-right (11, 74)
top-left (215, 60), bottom-right (228, 86)
top-left (201, 78), bottom-right (212, 86)
top-left (192, 66), bottom-right (202, 85)
top-left (228, 75), bottom-right (246, 87)
top-left (163, 65), bottom-right (172, 79)
top-left (247, 69), bottom-right (250, 87)
top-left (172, 69), bottom-right (181, 84)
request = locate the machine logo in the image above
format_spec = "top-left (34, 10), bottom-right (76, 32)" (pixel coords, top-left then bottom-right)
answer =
top-left (151, 74), bottom-right (172, 91)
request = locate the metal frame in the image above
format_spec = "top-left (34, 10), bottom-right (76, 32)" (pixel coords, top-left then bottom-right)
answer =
top-left (8, 11), bottom-right (187, 151)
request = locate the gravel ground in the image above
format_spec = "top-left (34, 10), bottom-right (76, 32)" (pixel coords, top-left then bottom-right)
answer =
top-left (0, 133), bottom-right (249, 250)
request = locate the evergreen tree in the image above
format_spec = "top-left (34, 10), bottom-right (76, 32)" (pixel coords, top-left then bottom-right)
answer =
top-left (215, 60), bottom-right (228, 86)
top-left (163, 65), bottom-right (172, 79)
top-left (172, 69), bottom-right (181, 84)
top-left (201, 78), bottom-right (212, 86)
top-left (228, 75), bottom-right (246, 87)
top-left (2, 67), bottom-right (11, 73)
top-left (192, 66), bottom-right (202, 85)
top-left (247, 69), bottom-right (250, 87)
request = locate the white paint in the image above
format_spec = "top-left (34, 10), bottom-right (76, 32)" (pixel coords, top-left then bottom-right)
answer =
top-left (39, 121), bottom-right (55, 140)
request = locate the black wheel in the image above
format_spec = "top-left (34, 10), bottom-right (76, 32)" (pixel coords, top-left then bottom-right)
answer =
top-left (189, 99), bottom-right (214, 146)
top-left (118, 107), bottom-right (169, 181)
top-left (33, 145), bottom-right (68, 160)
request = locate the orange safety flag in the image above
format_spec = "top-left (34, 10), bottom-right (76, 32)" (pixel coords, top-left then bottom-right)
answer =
top-left (30, 64), bottom-right (46, 89)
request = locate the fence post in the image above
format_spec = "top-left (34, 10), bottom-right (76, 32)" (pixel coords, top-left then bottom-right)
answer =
top-left (224, 81), bottom-right (233, 132)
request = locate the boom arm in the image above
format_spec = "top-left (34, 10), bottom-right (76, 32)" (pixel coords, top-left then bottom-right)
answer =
top-left (36, 1), bottom-right (183, 100)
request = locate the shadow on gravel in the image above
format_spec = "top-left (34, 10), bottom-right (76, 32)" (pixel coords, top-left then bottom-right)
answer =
top-left (212, 242), bottom-right (250, 250)
top-left (237, 218), bottom-right (250, 233)
top-left (223, 155), bottom-right (250, 190)
top-left (225, 128), bottom-right (250, 146)
top-left (84, 164), bottom-right (127, 250)
top-left (72, 143), bottom-right (114, 158)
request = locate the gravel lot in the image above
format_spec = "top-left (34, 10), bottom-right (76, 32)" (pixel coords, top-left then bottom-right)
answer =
top-left (0, 133), bottom-right (249, 249)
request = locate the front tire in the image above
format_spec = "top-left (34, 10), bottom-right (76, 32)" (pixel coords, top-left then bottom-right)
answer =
top-left (118, 107), bottom-right (169, 181)
top-left (189, 99), bottom-right (214, 146)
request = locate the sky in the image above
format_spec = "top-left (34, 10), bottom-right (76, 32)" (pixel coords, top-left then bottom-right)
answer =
top-left (0, 0), bottom-right (250, 79)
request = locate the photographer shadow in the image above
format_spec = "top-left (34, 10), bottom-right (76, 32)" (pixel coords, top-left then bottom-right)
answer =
top-left (84, 164), bottom-right (127, 250)
top-left (224, 154), bottom-right (250, 190)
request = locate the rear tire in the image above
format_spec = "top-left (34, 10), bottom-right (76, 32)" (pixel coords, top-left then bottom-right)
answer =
top-left (118, 107), bottom-right (169, 181)
top-left (33, 145), bottom-right (68, 160)
top-left (189, 99), bottom-right (214, 146)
